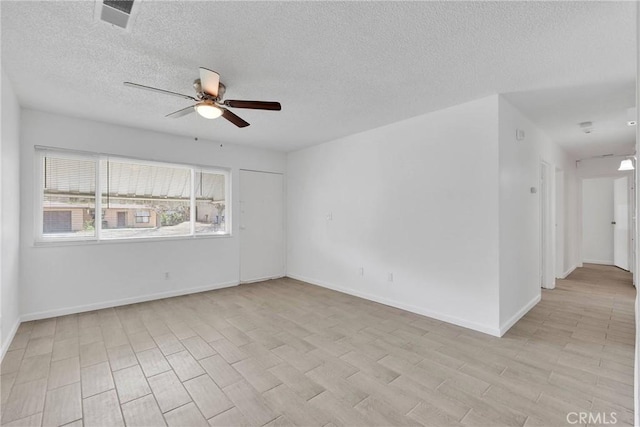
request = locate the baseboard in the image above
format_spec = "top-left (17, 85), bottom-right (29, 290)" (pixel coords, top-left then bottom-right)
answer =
top-left (499, 294), bottom-right (541, 337)
top-left (558, 264), bottom-right (577, 279)
top-left (21, 280), bottom-right (240, 322)
top-left (240, 274), bottom-right (285, 284)
top-left (286, 274), bottom-right (501, 337)
top-left (583, 259), bottom-right (614, 266)
top-left (1, 317), bottom-right (21, 362)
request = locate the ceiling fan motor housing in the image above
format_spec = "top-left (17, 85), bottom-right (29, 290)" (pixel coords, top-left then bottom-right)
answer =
top-left (193, 79), bottom-right (226, 100)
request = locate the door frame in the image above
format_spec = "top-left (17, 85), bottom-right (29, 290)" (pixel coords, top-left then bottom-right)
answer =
top-left (555, 168), bottom-right (565, 278)
top-left (540, 161), bottom-right (556, 289)
top-left (614, 176), bottom-right (631, 271)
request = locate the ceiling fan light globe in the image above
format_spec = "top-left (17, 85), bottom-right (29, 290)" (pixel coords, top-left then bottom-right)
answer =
top-left (195, 103), bottom-right (222, 119)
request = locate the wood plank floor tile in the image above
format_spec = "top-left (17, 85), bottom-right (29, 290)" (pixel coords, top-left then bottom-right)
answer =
top-left (79, 341), bottom-right (108, 368)
top-left (232, 357), bottom-right (282, 393)
top-left (128, 330), bottom-right (157, 353)
top-left (166, 350), bottom-right (205, 382)
top-left (184, 374), bottom-right (233, 419)
top-left (209, 338), bottom-right (248, 364)
top-left (262, 383), bottom-right (330, 426)
top-left (81, 361), bottom-right (115, 398)
top-left (47, 356), bottom-right (80, 390)
top-left (1, 378), bottom-right (47, 424)
top-left (1, 412), bottom-right (42, 427)
top-left (181, 336), bottom-right (216, 360)
top-left (147, 370), bottom-right (191, 413)
top-left (199, 354), bottom-right (243, 388)
top-left (112, 364), bottom-right (151, 404)
top-left (164, 401), bottom-right (208, 427)
top-left (23, 336), bottom-right (53, 359)
top-left (304, 365), bottom-right (369, 407)
top-left (82, 389), bottom-right (124, 427)
top-left (269, 362), bottom-right (325, 401)
top-left (222, 380), bottom-right (277, 426)
top-left (120, 394), bottom-right (166, 427)
top-left (1, 349), bottom-right (25, 375)
top-left (105, 344), bottom-right (137, 372)
top-left (51, 337), bottom-right (79, 362)
top-left (207, 407), bottom-right (251, 427)
top-left (14, 354), bottom-right (50, 385)
top-left (136, 348), bottom-right (172, 378)
top-left (42, 382), bottom-right (82, 426)
top-left (0, 264), bottom-right (632, 427)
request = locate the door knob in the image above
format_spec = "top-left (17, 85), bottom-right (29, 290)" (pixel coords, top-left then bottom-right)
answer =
top-left (611, 221), bottom-right (616, 225)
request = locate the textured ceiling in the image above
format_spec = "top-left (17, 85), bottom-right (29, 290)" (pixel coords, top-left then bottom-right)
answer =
top-left (505, 82), bottom-right (636, 159)
top-left (1, 1), bottom-right (636, 154)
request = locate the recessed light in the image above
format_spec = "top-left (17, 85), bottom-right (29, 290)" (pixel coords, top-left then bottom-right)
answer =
top-left (627, 121), bottom-right (637, 126)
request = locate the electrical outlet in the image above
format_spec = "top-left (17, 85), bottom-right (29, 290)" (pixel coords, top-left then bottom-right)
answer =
top-left (358, 267), bottom-right (364, 276)
top-left (326, 213), bottom-right (333, 221)
top-left (388, 273), bottom-right (393, 282)
top-left (164, 272), bottom-right (170, 280)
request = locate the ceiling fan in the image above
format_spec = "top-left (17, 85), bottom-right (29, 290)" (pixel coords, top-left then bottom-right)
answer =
top-left (124, 68), bottom-right (281, 128)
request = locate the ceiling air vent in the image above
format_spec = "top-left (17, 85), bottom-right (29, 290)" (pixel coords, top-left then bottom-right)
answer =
top-left (95, 0), bottom-right (140, 31)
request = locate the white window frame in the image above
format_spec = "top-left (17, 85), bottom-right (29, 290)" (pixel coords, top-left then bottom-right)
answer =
top-left (35, 147), bottom-right (231, 244)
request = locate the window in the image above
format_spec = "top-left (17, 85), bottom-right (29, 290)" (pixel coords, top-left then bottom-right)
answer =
top-left (195, 170), bottom-right (227, 235)
top-left (42, 154), bottom-right (97, 240)
top-left (37, 148), bottom-right (230, 242)
top-left (135, 211), bottom-right (150, 223)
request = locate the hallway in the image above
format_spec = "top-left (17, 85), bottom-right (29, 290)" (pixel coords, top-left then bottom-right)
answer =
top-left (506, 263), bottom-right (635, 425)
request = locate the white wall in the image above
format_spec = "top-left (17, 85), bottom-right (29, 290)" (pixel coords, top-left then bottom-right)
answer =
top-left (287, 96), bottom-right (502, 335)
top-left (581, 178), bottom-right (615, 265)
top-left (497, 97), bottom-right (575, 333)
top-left (19, 109), bottom-right (286, 320)
top-left (1, 69), bottom-right (22, 358)
top-left (564, 170), bottom-right (581, 273)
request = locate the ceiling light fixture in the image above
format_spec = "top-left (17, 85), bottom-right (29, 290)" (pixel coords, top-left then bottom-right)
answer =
top-left (628, 121), bottom-right (637, 126)
top-left (195, 102), bottom-right (222, 119)
top-left (618, 159), bottom-right (635, 171)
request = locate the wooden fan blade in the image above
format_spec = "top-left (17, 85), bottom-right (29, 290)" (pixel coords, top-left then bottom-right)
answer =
top-left (199, 68), bottom-right (219, 97)
top-left (124, 82), bottom-right (197, 101)
top-left (224, 100), bottom-right (281, 111)
top-left (166, 105), bottom-right (196, 118)
top-left (222, 109), bottom-right (250, 128)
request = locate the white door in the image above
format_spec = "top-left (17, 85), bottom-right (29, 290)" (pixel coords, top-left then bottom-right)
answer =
top-left (613, 176), bottom-right (629, 270)
top-left (582, 178), bottom-right (615, 264)
top-left (239, 170), bottom-right (284, 283)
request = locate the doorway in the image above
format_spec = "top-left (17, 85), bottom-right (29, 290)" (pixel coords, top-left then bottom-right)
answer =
top-left (239, 169), bottom-right (285, 283)
top-left (581, 176), bottom-right (632, 271)
top-left (117, 212), bottom-right (126, 228)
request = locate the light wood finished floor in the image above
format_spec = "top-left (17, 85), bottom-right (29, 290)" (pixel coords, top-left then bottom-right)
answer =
top-left (0, 264), bottom-right (634, 426)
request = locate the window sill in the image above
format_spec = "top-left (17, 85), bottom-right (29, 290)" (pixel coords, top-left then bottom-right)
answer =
top-left (33, 233), bottom-right (233, 248)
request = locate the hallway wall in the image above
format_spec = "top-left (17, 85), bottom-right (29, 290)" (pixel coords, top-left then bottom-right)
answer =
top-left (0, 69), bottom-right (21, 358)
